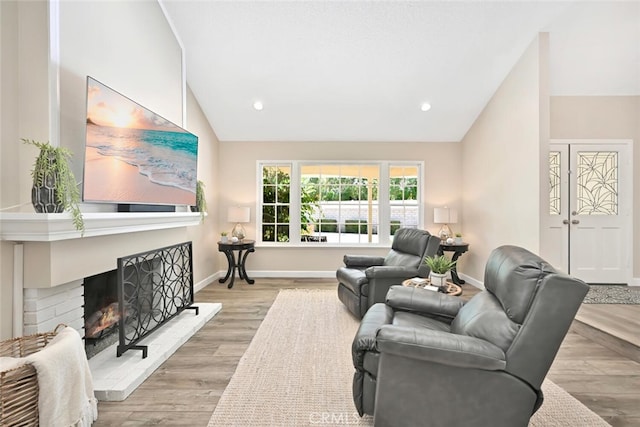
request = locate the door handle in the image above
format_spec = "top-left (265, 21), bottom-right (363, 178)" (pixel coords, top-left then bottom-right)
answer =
top-left (571, 219), bottom-right (580, 225)
top-left (562, 219), bottom-right (570, 225)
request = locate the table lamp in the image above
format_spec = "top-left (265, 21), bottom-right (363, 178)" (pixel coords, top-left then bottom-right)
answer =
top-left (228, 206), bottom-right (250, 240)
top-left (434, 207), bottom-right (457, 241)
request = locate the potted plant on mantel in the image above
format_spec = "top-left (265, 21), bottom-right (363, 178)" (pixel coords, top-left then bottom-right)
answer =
top-left (424, 255), bottom-right (457, 291)
top-left (192, 179), bottom-right (207, 222)
top-left (22, 138), bottom-right (84, 234)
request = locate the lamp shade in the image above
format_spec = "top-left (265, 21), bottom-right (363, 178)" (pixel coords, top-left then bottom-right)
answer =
top-left (433, 207), bottom-right (457, 224)
top-left (228, 206), bottom-right (250, 223)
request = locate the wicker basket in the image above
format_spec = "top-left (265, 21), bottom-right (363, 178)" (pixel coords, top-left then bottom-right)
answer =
top-left (0, 326), bottom-right (63, 427)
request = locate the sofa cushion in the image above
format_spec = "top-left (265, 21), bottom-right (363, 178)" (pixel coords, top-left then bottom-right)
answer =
top-left (393, 311), bottom-right (451, 333)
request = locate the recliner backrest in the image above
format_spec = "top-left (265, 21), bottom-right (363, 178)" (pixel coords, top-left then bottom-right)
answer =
top-left (452, 245), bottom-right (588, 389)
top-left (384, 228), bottom-right (430, 268)
top-left (484, 245), bottom-right (556, 324)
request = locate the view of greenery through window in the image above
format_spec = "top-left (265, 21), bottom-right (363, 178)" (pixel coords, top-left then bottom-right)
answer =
top-left (261, 165), bottom-right (291, 242)
top-left (260, 162), bottom-right (420, 244)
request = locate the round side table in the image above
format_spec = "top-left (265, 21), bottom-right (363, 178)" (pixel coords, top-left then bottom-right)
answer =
top-left (401, 278), bottom-right (462, 296)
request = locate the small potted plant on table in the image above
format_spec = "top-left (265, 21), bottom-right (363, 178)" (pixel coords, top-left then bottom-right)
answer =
top-left (424, 255), bottom-right (457, 292)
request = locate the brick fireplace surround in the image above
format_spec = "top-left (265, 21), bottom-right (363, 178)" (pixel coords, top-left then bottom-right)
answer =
top-left (0, 211), bottom-right (221, 400)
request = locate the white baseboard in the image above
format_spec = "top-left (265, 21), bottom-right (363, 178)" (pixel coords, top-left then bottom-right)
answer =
top-left (629, 278), bottom-right (640, 287)
top-left (246, 270), bottom-right (336, 279)
top-left (194, 272), bottom-right (220, 293)
top-left (459, 273), bottom-right (484, 290)
top-left (200, 270), bottom-right (336, 289)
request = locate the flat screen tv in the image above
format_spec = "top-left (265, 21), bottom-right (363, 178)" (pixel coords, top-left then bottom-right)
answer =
top-left (83, 76), bottom-right (198, 207)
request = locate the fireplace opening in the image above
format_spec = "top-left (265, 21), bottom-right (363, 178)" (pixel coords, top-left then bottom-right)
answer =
top-left (84, 269), bottom-right (120, 359)
top-left (83, 242), bottom-right (197, 359)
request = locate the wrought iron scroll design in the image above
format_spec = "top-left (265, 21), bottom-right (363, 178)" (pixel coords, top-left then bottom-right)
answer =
top-left (576, 151), bottom-right (618, 215)
top-left (117, 241), bottom-right (198, 358)
top-left (549, 151), bottom-right (561, 215)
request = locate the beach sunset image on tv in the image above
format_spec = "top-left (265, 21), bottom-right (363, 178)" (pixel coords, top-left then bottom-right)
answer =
top-left (83, 77), bottom-right (198, 206)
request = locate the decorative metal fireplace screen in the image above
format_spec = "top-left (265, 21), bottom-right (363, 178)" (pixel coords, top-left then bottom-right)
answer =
top-left (117, 241), bottom-right (198, 358)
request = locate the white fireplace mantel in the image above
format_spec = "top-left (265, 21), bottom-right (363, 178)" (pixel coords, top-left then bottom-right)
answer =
top-left (0, 212), bottom-right (203, 242)
top-left (5, 211), bottom-right (205, 338)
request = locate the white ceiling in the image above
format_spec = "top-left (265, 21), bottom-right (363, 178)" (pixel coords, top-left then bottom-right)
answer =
top-left (162, 1), bottom-right (640, 143)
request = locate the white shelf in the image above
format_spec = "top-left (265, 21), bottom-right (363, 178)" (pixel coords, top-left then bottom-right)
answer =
top-left (0, 212), bottom-right (203, 242)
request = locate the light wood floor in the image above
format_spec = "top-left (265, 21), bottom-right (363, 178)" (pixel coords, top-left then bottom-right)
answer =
top-left (93, 279), bottom-right (640, 427)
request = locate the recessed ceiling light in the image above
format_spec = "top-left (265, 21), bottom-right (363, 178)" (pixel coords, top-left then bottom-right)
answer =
top-left (253, 101), bottom-right (263, 111)
top-left (420, 102), bottom-right (432, 112)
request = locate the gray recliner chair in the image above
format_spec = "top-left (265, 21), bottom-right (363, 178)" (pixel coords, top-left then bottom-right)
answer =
top-left (351, 245), bottom-right (588, 427)
top-left (337, 228), bottom-right (440, 319)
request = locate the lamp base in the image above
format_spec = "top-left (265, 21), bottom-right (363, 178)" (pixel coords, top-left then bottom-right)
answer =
top-left (438, 224), bottom-right (452, 241)
top-left (232, 223), bottom-right (246, 240)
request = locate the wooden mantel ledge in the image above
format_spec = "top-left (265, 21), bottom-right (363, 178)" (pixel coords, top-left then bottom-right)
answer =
top-left (0, 212), bottom-right (203, 242)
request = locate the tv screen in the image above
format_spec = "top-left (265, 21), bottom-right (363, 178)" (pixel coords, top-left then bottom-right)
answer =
top-left (83, 76), bottom-right (198, 206)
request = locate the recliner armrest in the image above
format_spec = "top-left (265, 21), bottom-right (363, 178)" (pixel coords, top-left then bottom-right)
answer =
top-left (385, 285), bottom-right (464, 319)
top-left (376, 325), bottom-right (506, 371)
top-left (344, 254), bottom-right (385, 268)
top-left (365, 265), bottom-right (417, 279)
top-left (352, 303), bottom-right (394, 369)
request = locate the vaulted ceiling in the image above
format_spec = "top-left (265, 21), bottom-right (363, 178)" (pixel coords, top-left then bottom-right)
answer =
top-left (162, 1), bottom-right (640, 142)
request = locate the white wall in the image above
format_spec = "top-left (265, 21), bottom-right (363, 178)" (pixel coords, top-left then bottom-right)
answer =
top-left (461, 35), bottom-right (547, 282)
top-left (550, 95), bottom-right (640, 279)
top-left (218, 141), bottom-right (461, 275)
top-left (0, 0), bottom-right (218, 339)
top-left (185, 86), bottom-right (221, 285)
top-left (58, 0), bottom-right (183, 181)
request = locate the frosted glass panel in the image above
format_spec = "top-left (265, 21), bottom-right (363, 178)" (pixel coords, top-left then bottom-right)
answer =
top-left (549, 152), bottom-right (561, 215)
top-left (576, 152), bottom-right (618, 215)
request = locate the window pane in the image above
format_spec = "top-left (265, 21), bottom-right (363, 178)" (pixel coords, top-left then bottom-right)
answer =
top-left (341, 185), bottom-right (359, 201)
top-left (277, 185), bottom-right (290, 203)
top-left (263, 185), bottom-right (276, 203)
top-left (276, 225), bottom-right (290, 242)
top-left (277, 167), bottom-right (290, 184)
top-left (301, 163), bottom-right (380, 244)
top-left (389, 185), bottom-right (402, 200)
top-left (261, 164), bottom-right (291, 243)
top-left (276, 205), bottom-right (290, 223)
top-left (262, 205), bottom-right (275, 223)
top-left (263, 167), bottom-right (277, 184)
top-left (262, 224), bottom-right (275, 242)
top-left (576, 152), bottom-right (618, 215)
top-left (549, 151), bottom-right (561, 215)
top-left (389, 165), bottom-right (419, 235)
top-left (321, 185), bottom-right (340, 201)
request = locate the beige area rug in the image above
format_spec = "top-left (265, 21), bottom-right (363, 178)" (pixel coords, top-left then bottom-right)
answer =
top-left (208, 289), bottom-right (609, 427)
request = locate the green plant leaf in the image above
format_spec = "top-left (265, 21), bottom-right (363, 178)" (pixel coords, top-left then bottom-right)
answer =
top-left (424, 255), bottom-right (457, 274)
top-left (22, 138), bottom-right (85, 235)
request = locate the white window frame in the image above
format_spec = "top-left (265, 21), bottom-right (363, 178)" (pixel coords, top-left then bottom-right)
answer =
top-left (257, 160), bottom-right (424, 247)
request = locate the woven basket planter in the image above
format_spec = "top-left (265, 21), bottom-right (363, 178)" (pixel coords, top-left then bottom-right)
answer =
top-left (0, 326), bottom-right (62, 426)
